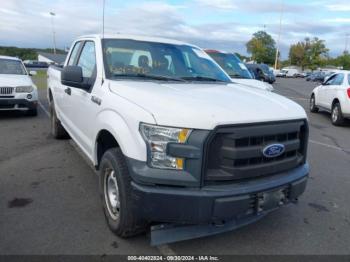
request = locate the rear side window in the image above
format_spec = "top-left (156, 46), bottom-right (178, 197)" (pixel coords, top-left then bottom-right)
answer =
top-left (348, 74), bottom-right (350, 85)
top-left (333, 74), bottom-right (344, 85)
top-left (77, 41), bottom-right (96, 78)
top-left (67, 42), bottom-right (82, 66)
top-left (324, 74), bottom-right (337, 85)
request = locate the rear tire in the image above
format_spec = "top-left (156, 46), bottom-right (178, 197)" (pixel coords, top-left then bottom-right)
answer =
top-left (99, 148), bottom-right (147, 237)
top-left (331, 102), bottom-right (345, 126)
top-left (310, 95), bottom-right (319, 113)
top-left (50, 102), bottom-right (69, 139)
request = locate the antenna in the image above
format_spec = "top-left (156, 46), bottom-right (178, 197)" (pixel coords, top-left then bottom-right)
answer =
top-left (102, 0), bottom-right (105, 38)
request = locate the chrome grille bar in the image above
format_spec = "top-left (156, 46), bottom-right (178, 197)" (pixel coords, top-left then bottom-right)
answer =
top-left (0, 87), bottom-right (14, 95)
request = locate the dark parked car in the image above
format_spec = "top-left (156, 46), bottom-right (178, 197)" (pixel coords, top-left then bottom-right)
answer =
top-left (310, 71), bottom-right (326, 82)
top-left (245, 63), bottom-right (275, 84)
top-left (24, 60), bottom-right (49, 68)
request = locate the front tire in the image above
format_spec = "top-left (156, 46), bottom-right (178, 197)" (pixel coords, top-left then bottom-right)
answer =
top-left (99, 148), bottom-right (147, 237)
top-left (331, 102), bottom-right (345, 126)
top-left (310, 95), bottom-right (319, 113)
top-left (50, 102), bottom-right (69, 139)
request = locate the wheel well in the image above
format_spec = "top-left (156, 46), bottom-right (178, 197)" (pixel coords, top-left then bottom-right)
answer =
top-left (48, 89), bottom-right (53, 102)
top-left (96, 130), bottom-right (119, 168)
top-left (332, 98), bottom-right (340, 108)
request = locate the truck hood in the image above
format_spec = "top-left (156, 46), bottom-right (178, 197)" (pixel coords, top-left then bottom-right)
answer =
top-left (0, 74), bottom-right (33, 87)
top-left (231, 78), bottom-right (274, 91)
top-left (109, 81), bottom-right (306, 130)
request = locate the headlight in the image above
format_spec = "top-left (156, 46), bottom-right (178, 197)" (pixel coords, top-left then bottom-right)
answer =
top-left (16, 86), bottom-right (34, 93)
top-left (140, 123), bottom-right (191, 170)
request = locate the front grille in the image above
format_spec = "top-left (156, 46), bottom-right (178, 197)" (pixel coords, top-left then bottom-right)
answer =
top-left (204, 120), bottom-right (308, 182)
top-left (0, 87), bottom-right (14, 95)
top-left (0, 104), bottom-right (15, 109)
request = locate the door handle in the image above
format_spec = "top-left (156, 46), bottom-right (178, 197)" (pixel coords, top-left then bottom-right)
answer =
top-left (64, 87), bottom-right (71, 95)
top-left (91, 95), bottom-right (102, 105)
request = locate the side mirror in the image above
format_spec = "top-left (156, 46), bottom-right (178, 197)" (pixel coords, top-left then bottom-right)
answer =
top-left (29, 70), bottom-right (37, 76)
top-left (61, 66), bottom-right (89, 90)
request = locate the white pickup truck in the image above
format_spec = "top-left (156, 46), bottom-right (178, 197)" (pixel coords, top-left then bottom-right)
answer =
top-left (47, 34), bottom-right (309, 245)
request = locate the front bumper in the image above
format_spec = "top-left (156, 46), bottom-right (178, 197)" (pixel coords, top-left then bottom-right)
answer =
top-left (0, 99), bottom-right (37, 111)
top-left (132, 163), bottom-right (309, 225)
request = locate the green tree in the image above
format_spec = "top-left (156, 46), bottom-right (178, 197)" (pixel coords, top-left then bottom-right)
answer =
top-left (246, 31), bottom-right (277, 65)
top-left (289, 37), bottom-right (329, 70)
top-left (327, 52), bottom-right (350, 70)
top-left (0, 46), bottom-right (66, 60)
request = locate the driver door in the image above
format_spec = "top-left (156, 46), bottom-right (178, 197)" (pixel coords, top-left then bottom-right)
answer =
top-left (318, 74), bottom-right (336, 108)
top-left (65, 40), bottom-right (99, 156)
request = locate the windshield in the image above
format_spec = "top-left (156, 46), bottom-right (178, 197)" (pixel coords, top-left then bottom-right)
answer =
top-left (102, 39), bottom-right (231, 82)
top-left (0, 59), bottom-right (27, 75)
top-left (207, 52), bottom-right (252, 79)
top-left (260, 64), bottom-right (271, 74)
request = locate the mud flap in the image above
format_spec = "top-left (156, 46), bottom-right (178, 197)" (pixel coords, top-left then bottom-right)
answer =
top-left (150, 214), bottom-right (266, 246)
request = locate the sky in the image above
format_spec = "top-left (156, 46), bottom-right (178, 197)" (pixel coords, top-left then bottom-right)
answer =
top-left (0, 0), bottom-right (349, 59)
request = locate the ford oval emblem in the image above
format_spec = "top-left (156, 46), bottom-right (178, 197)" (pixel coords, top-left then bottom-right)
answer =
top-left (262, 144), bottom-right (285, 158)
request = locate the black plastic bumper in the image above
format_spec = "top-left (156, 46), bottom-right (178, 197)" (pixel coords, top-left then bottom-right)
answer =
top-left (132, 163), bottom-right (309, 224)
top-left (0, 99), bottom-right (37, 110)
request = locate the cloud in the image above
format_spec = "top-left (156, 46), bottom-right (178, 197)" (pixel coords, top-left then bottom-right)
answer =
top-left (323, 18), bottom-right (350, 23)
top-left (0, 0), bottom-right (348, 59)
top-left (195, 0), bottom-right (305, 13)
top-left (194, 0), bottom-right (237, 10)
top-left (326, 3), bottom-right (350, 11)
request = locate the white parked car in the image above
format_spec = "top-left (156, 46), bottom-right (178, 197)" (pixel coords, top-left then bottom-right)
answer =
top-left (310, 71), bottom-right (350, 125)
top-left (205, 50), bottom-right (274, 91)
top-left (48, 34), bottom-right (309, 244)
top-left (0, 55), bottom-right (38, 116)
top-left (277, 69), bottom-right (288, 77)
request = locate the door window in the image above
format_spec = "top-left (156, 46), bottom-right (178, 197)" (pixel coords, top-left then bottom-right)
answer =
top-left (332, 74), bottom-right (344, 85)
top-left (67, 42), bottom-right (82, 66)
top-left (324, 74), bottom-right (337, 85)
top-left (77, 41), bottom-right (96, 78)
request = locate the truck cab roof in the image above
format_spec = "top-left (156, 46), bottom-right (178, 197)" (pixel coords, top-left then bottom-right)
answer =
top-left (0, 55), bottom-right (21, 61)
top-left (76, 34), bottom-right (198, 48)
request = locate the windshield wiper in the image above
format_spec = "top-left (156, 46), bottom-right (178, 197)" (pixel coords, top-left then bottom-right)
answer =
top-left (113, 73), bottom-right (185, 82)
top-left (180, 76), bottom-right (227, 82)
top-left (229, 74), bottom-right (244, 79)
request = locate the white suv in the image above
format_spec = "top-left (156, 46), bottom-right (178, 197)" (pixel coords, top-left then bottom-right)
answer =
top-left (310, 71), bottom-right (350, 125)
top-left (0, 56), bottom-right (38, 116)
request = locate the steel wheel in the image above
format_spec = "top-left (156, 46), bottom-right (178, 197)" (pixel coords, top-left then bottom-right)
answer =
top-left (310, 97), bottom-right (315, 110)
top-left (332, 106), bottom-right (339, 123)
top-left (104, 168), bottom-right (120, 220)
top-left (310, 95), bottom-right (319, 113)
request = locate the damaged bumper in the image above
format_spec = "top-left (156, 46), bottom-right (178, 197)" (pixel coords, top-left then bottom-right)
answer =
top-left (131, 163), bottom-right (309, 245)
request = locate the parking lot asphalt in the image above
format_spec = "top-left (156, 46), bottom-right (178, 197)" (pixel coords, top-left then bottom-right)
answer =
top-left (0, 78), bottom-right (349, 255)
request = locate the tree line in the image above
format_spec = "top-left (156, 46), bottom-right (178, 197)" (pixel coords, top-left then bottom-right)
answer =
top-left (0, 46), bottom-right (66, 60)
top-left (245, 31), bottom-right (350, 70)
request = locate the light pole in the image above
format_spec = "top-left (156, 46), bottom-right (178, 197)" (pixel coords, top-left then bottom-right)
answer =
top-left (50, 12), bottom-right (57, 54)
top-left (274, 0), bottom-right (284, 70)
top-left (345, 33), bottom-right (349, 53)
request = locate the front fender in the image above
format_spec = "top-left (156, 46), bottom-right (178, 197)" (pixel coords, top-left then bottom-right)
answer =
top-left (93, 109), bottom-right (154, 165)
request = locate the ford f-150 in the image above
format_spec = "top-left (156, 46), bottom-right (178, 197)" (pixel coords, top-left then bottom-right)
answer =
top-left (47, 34), bottom-right (309, 245)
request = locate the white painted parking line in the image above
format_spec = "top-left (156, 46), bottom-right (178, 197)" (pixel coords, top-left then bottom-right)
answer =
top-left (286, 96), bottom-right (309, 101)
top-left (310, 139), bottom-right (350, 153)
top-left (38, 100), bottom-right (50, 117)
